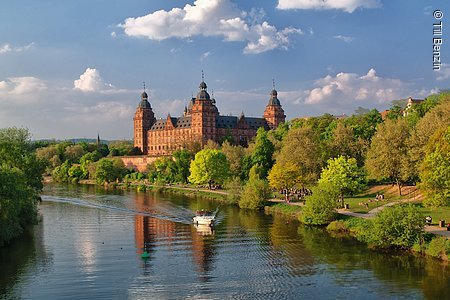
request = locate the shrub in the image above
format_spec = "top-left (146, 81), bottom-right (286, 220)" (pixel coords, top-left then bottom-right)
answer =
top-left (370, 204), bottom-right (424, 249)
top-left (425, 237), bottom-right (450, 260)
top-left (326, 220), bottom-right (348, 232)
top-left (300, 187), bottom-right (337, 225)
top-left (238, 165), bottom-right (270, 210)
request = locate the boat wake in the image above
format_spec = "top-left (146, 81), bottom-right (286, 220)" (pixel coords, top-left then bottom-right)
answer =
top-left (41, 195), bottom-right (194, 225)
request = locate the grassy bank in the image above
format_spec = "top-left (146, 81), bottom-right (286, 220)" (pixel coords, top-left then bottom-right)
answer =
top-left (328, 215), bottom-right (450, 261)
top-left (264, 202), bottom-right (302, 220)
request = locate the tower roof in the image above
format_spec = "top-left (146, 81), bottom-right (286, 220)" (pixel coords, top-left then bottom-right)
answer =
top-left (196, 80), bottom-right (210, 100)
top-left (138, 91), bottom-right (152, 109)
top-left (268, 89), bottom-right (281, 106)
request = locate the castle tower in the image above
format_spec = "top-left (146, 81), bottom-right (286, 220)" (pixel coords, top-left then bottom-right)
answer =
top-left (263, 86), bottom-right (285, 130)
top-left (133, 90), bottom-right (155, 154)
top-left (191, 77), bottom-right (218, 145)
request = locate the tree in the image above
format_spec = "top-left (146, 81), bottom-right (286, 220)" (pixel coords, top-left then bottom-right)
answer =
top-left (408, 99), bottom-right (450, 179)
top-left (188, 149), bottom-right (230, 188)
top-left (300, 187), bottom-right (337, 225)
top-left (276, 126), bottom-right (322, 184)
top-left (366, 118), bottom-right (411, 195)
top-left (221, 141), bottom-right (245, 177)
top-left (420, 126), bottom-right (450, 207)
top-left (326, 122), bottom-right (366, 166)
top-left (173, 149), bottom-right (193, 183)
top-left (267, 161), bottom-right (303, 201)
top-left (239, 165), bottom-right (270, 209)
top-left (343, 109), bottom-right (382, 142)
top-left (95, 158), bottom-right (126, 184)
top-left (64, 144), bottom-right (86, 163)
top-left (318, 156), bottom-right (366, 207)
top-left (109, 140), bottom-right (134, 156)
top-left (0, 127), bottom-right (45, 246)
top-left (250, 127), bottom-right (275, 178)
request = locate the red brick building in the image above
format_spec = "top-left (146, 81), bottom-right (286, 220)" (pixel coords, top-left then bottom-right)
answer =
top-left (134, 80), bottom-right (285, 156)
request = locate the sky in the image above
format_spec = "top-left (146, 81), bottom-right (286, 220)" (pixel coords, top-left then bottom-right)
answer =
top-left (0, 0), bottom-right (449, 140)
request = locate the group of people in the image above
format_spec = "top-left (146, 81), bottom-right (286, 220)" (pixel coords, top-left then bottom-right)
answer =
top-left (279, 187), bottom-right (313, 203)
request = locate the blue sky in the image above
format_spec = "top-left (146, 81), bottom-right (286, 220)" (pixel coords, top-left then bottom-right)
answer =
top-left (0, 0), bottom-right (448, 139)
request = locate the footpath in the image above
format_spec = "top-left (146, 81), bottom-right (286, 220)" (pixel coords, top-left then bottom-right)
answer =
top-left (269, 197), bottom-right (450, 238)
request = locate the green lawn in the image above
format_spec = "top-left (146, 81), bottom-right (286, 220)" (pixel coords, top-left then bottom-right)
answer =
top-left (409, 202), bottom-right (450, 226)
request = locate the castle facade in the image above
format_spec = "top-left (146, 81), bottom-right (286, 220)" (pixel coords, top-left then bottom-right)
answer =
top-left (133, 80), bottom-right (285, 156)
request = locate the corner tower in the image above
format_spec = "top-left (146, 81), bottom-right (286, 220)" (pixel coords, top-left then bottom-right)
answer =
top-left (191, 77), bottom-right (218, 145)
top-left (263, 86), bottom-right (285, 130)
top-left (133, 90), bottom-right (155, 154)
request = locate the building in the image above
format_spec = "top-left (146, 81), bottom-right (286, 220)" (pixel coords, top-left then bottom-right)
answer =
top-left (133, 79), bottom-right (285, 156)
top-left (403, 97), bottom-right (424, 116)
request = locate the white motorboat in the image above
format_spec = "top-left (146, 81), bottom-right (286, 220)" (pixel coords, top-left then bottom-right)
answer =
top-left (193, 210), bottom-right (216, 226)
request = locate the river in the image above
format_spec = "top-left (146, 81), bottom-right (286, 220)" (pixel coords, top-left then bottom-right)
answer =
top-left (0, 184), bottom-right (449, 299)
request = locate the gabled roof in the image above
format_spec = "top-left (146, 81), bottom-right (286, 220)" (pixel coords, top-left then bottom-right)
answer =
top-left (150, 116), bottom-right (192, 130)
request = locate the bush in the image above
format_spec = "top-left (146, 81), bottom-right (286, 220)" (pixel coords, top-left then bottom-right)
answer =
top-left (370, 204), bottom-right (424, 249)
top-left (238, 165), bottom-right (270, 210)
top-left (425, 237), bottom-right (450, 260)
top-left (224, 177), bottom-right (243, 204)
top-left (326, 220), bottom-right (348, 232)
top-left (300, 188), bottom-right (337, 225)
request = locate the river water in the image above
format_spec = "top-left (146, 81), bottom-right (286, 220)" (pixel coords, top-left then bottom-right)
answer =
top-left (1, 184), bottom-right (449, 299)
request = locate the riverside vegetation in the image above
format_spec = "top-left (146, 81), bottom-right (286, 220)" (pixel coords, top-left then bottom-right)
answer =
top-left (4, 91), bottom-right (449, 258)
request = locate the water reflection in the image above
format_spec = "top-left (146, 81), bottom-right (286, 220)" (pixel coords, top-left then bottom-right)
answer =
top-left (1, 184), bottom-right (449, 299)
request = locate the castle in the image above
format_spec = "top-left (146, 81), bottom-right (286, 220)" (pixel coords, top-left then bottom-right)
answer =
top-left (133, 79), bottom-right (285, 156)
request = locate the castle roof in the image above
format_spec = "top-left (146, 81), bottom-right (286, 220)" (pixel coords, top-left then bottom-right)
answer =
top-left (137, 91), bottom-right (152, 109)
top-left (150, 116), bottom-right (192, 130)
top-left (268, 89), bottom-right (281, 106)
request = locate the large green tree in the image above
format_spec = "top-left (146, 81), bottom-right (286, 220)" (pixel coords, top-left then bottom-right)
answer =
top-left (250, 127), bottom-right (275, 178)
top-left (318, 156), bottom-right (366, 207)
top-left (420, 126), bottom-right (450, 207)
top-left (267, 161), bottom-right (302, 201)
top-left (276, 126), bottom-right (322, 184)
top-left (0, 127), bottom-right (45, 246)
top-left (366, 118), bottom-right (411, 195)
top-left (95, 158), bottom-right (126, 184)
top-left (408, 99), bottom-right (450, 179)
top-left (188, 149), bottom-right (229, 188)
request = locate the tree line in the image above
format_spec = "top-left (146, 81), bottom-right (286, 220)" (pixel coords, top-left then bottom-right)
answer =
top-left (33, 91), bottom-right (450, 215)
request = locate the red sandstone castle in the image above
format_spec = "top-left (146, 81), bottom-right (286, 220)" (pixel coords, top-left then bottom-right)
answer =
top-left (133, 79), bottom-right (285, 156)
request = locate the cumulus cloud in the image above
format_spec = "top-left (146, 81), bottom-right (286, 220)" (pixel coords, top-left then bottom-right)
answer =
top-left (436, 63), bottom-right (450, 81)
top-left (0, 42), bottom-right (35, 54)
top-left (277, 0), bottom-right (381, 13)
top-left (334, 35), bottom-right (354, 43)
top-left (65, 102), bottom-right (134, 122)
top-left (120, 0), bottom-right (302, 54)
top-left (0, 77), bottom-right (47, 96)
top-left (304, 69), bottom-right (407, 106)
top-left (74, 68), bottom-right (114, 92)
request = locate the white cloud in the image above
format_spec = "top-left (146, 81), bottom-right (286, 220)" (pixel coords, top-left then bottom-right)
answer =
top-left (200, 51), bottom-right (211, 61)
top-left (120, 0), bottom-right (302, 54)
top-left (0, 77), bottom-right (47, 96)
top-left (436, 63), bottom-right (450, 81)
top-left (65, 102), bottom-right (134, 122)
top-left (74, 68), bottom-right (113, 92)
top-left (334, 35), bottom-right (354, 43)
top-left (110, 31), bottom-right (117, 38)
top-left (0, 42), bottom-right (35, 54)
top-left (277, 0), bottom-right (381, 13)
top-left (304, 69), bottom-right (408, 106)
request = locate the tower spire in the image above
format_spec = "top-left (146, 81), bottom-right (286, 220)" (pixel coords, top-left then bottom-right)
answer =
top-left (143, 81), bottom-right (146, 92)
top-left (272, 78), bottom-right (275, 90)
top-left (201, 70), bottom-right (205, 82)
